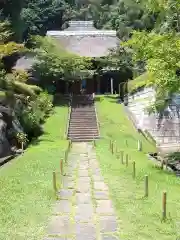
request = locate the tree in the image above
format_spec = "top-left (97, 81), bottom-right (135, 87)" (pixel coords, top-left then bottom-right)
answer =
top-left (31, 35), bottom-right (92, 87)
top-left (0, 0), bottom-right (25, 41)
top-left (124, 30), bottom-right (180, 111)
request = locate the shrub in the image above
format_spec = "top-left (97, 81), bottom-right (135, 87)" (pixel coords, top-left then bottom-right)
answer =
top-left (18, 91), bottom-right (53, 140)
top-left (36, 92), bottom-right (53, 116)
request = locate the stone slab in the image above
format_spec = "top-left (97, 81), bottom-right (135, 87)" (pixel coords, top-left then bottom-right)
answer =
top-left (48, 215), bottom-right (73, 235)
top-left (78, 170), bottom-right (89, 177)
top-left (58, 189), bottom-right (74, 199)
top-left (75, 203), bottom-right (94, 222)
top-left (94, 182), bottom-right (108, 191)
top-left (53, 200), bottom-right (72, 214)
top-left (91, 169), bottom-right (102, 176)
top-left (78, 176), bottom-right (91, 183)
top-left (44, 237), bottom-right (72, 240)
top-left (99, 216), bottom-right (118, 233)
top-left (75, 223), bottom-right (96, 240)
top-left (101, 235), bottom-right (119, 240)
top-left (94, 191), bottom-right (109, 200)
top-left (76, 182), bottom-right (91, 193)
top-left (76, 193), bottom-right (92, 204)
top-left (92, 175), bottom-right (104, 181)
top-left (96, 200), bottom-right (115, 215)
top-left (62, 177), bottom-right (75, 189)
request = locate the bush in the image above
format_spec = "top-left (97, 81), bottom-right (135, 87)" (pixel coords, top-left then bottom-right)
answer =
top-left (36, 92), bottom-right (53, 116)
top-left (128, 73), bottom-right (150, 94)
top-left (18, 92), bottom-right (53, 140)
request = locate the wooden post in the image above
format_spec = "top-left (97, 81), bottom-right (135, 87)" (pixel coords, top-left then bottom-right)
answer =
top-left (132, 161), bottom-right (136, 179)
top-left (93, 138), bottom-right (96, 147)
top-left (144, 175), bottom-right (148, 197)
top-left (53, 171), bottom-right (57, 193)
top-left (21, 142), bottom-right (24, 151)
top-left (126, 154), bottom-right (128, 167)
top-left (162, 191), bottom-right (167, 220)
top-left (64, 150), bottom-right (67, 162)
top-left (138, 140), bottom-right (142, 151)
top-left (121, 151), bottom-right (124, 164)
top-left (111, 78), bottom-right (114, 95)
top-left (125, 139), bottom-right (128, 147)
top-left (60, 160), bottom-right (63, 175)
top-left (111, 141), bottom-right (114, 154)
top-left (109, 140), bottom-right (112, 151)
top-left (68, 140), bottom-right (71, 151)
top-left (119, 83), bottom-right (120, 97)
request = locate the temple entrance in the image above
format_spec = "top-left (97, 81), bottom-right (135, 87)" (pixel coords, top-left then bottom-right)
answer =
top-left (70, 79), bottom-right (95, 95)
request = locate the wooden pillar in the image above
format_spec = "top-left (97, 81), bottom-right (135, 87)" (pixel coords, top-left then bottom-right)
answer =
top-left (65, 82), bottom-right (69, 94)
top-left (111, 78), bottom-right (114, 95)
top-left (97, 77), bottom-right (100, 94)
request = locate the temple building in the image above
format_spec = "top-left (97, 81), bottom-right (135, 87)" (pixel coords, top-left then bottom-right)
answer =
top-left (46, 21), bottom-right (130, 95)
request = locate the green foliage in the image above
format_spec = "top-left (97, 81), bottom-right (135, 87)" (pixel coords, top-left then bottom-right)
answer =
top-left (18, 92), bottom-right (53, 139)
top-left (127, 73), bottom-right (150, 94)
top-left (125, 31), bottom-right (180, 110)
top-left (0, 20), bottom-right (52, 143)
top-left (16, 132), bottom-right (28, 145)
top-left (89, 0), bottom-right (155, 40)
top-left (142, 0), bottom-right (180, 33)
top-left (0, 21), bottom-right (25, 60)
top-left (0, 0), bottom-right (24, 41)
top-left (31, 36), bottom-right (92, 84)
top-left (21, 0), bottom-right (66, 36)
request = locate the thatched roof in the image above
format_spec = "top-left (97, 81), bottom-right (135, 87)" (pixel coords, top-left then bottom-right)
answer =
top-left (46, 21), bottom-right (119, 57)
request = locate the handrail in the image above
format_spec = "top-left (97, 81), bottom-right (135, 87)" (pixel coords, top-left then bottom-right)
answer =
top-left (94, 93), bottom-right (100, 139)
top-left (65, 93), bottom-right (72, 140)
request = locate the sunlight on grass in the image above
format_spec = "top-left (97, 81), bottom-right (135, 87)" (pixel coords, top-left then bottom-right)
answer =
top-left (95, 95), bottom-right (180, 240)
top-left (0, 103), bottom-right (68, 240)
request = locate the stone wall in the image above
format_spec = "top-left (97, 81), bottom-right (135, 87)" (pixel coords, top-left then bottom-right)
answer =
top-left (127, 87), bottom-right (180, 153)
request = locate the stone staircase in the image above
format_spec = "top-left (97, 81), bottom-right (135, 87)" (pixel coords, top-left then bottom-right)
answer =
top-left (67, 94), bottom-right (99, 142)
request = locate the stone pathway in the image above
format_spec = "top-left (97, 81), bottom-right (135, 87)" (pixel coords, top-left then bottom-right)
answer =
top-left (44, 142), bottom-right (119, 240)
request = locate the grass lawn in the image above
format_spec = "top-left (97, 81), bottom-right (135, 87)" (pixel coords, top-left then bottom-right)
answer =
top-left (95, 95), bottom-right (180, 240)
top-left (0, 101), bottom-right (68, 240)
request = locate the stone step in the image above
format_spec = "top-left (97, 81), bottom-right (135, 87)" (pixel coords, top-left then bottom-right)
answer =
top-left (70, 115), bottom-right (96, 118)
top-left (71, 112), bottom-right (95, 113)
top-left (68, 129), bottom-right (98, 135)
top-left (70, 122), bottom-right (97, 125)
top-left (70, 120), bottom-right (96, 123)
top-left (70, 119), bottom-right (97, 121)
top-left (71, 110), bottom-right (95, 112)
top-left (68, 125), bottom-right (97, 128)
top-left (68, 134), bottom-right (99, 138)
top-left (68, 136), bottom-right (99, 141)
